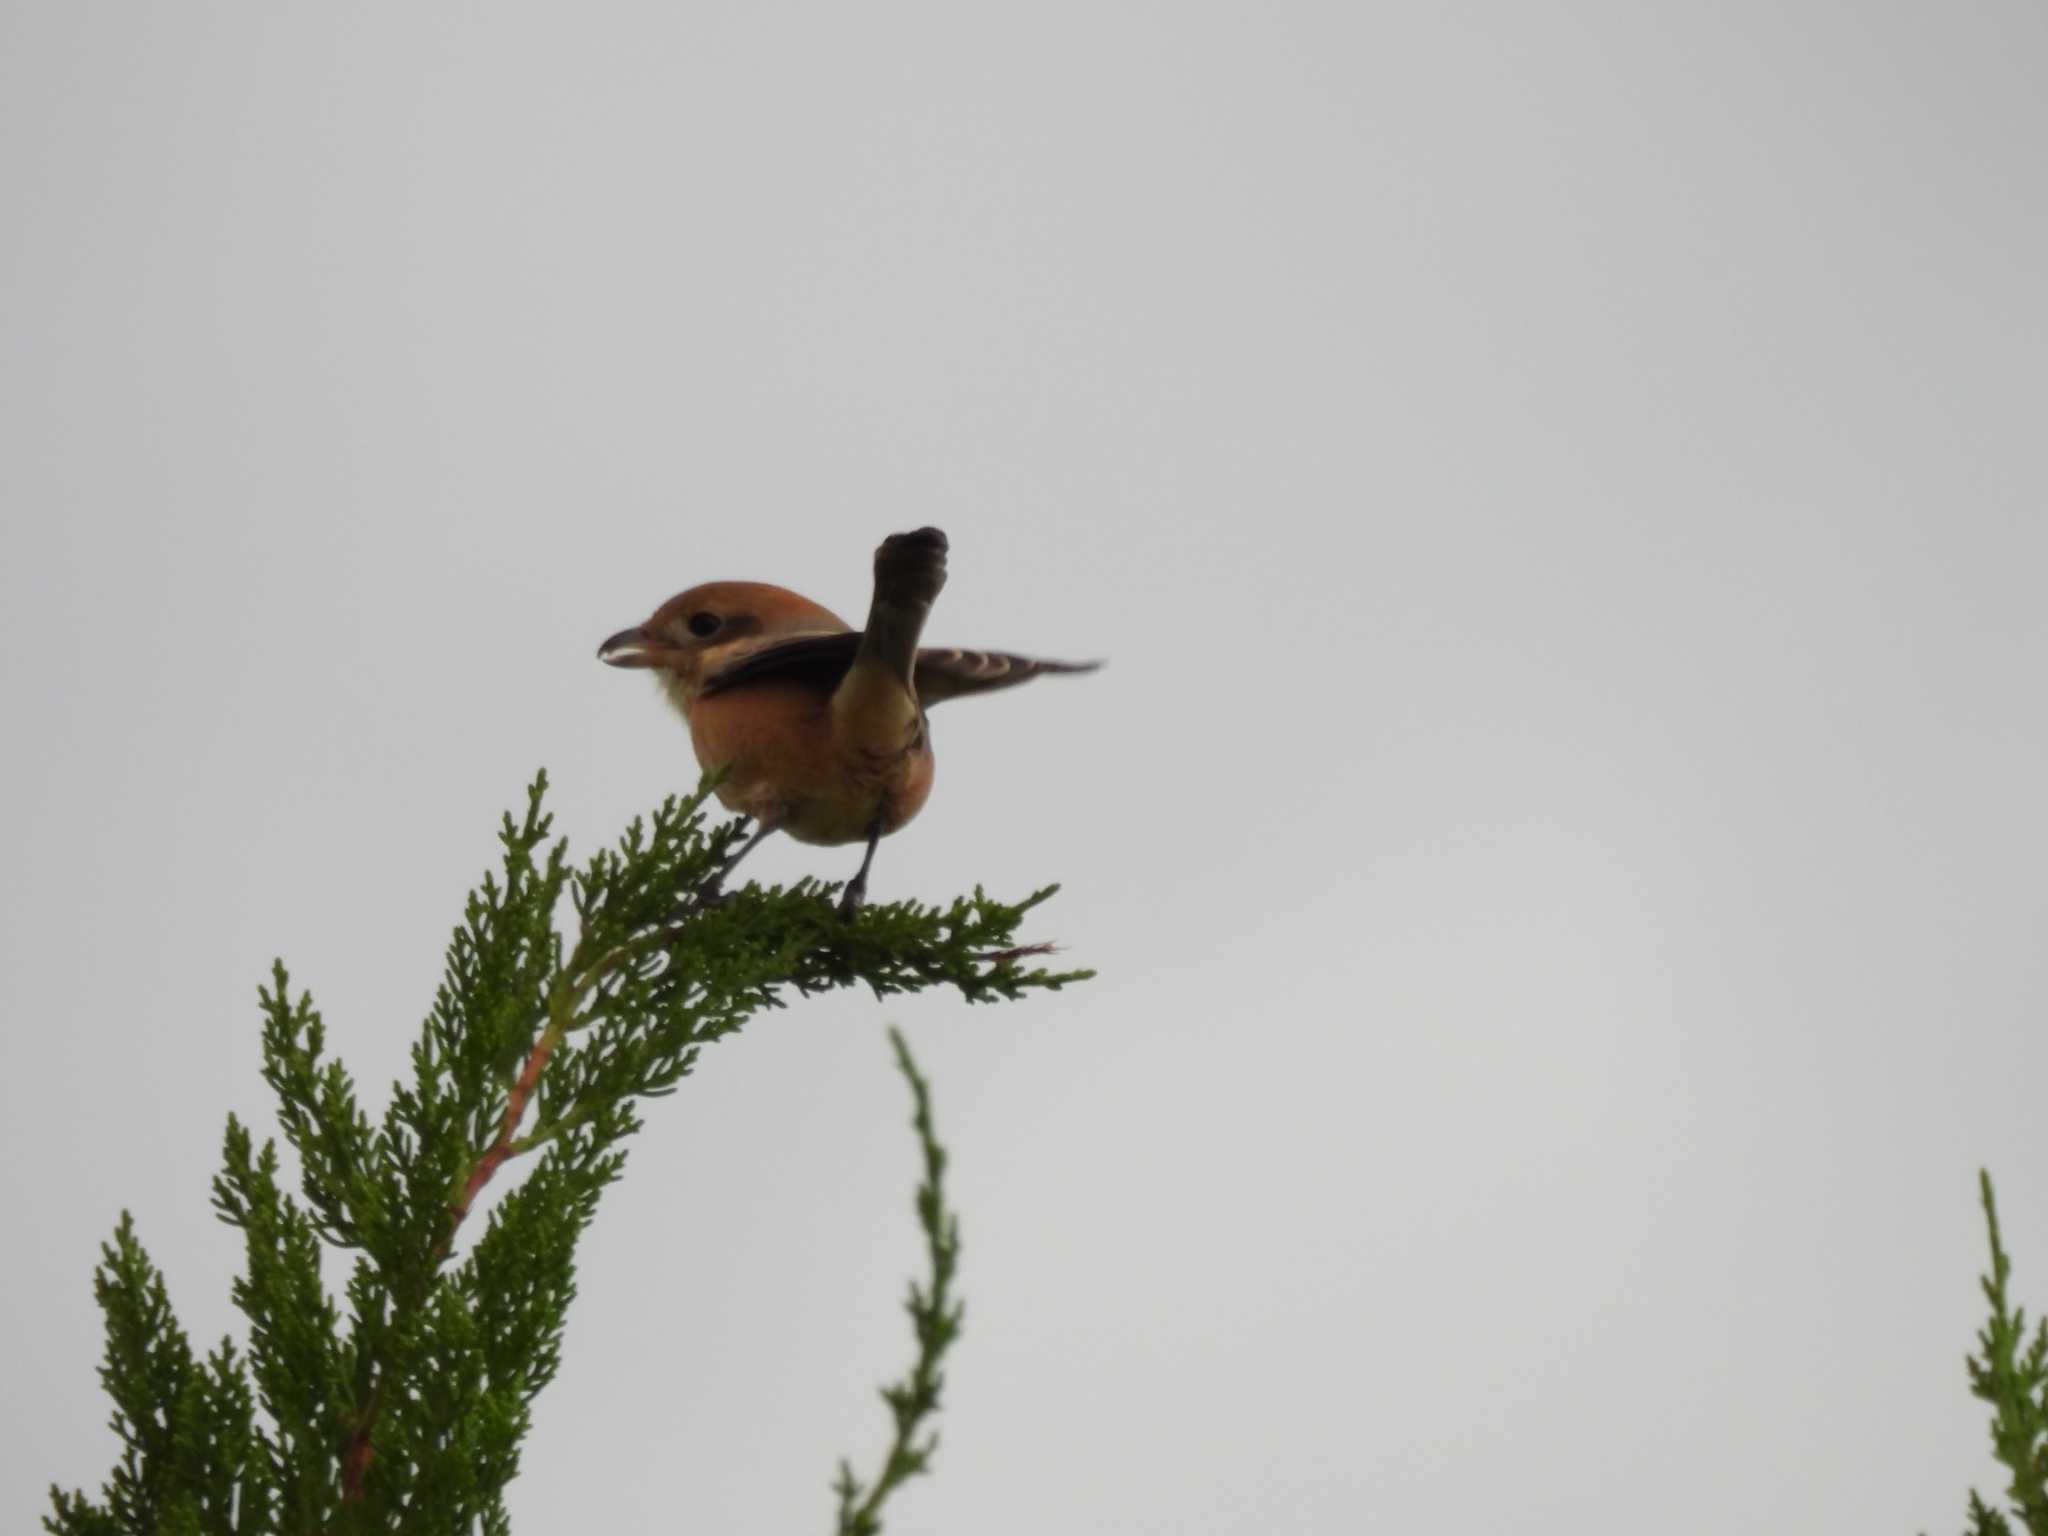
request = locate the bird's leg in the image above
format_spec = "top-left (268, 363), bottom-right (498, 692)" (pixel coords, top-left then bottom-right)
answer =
top-left (837, 816), bottom-right (885, 917)
top-left (695, 818), bottom-right (779, 905)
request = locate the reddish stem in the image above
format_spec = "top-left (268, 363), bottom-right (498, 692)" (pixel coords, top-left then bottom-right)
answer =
top-left (975, 941), bottom-right (1059, 965)
top-left (451, 1030), bottom-right (559, 1225)
top-left (339, 1020), bottom-right (565, 1504)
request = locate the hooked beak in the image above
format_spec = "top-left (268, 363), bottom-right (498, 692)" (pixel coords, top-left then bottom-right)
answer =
top-left (597, 625), bottom-right (667, 668)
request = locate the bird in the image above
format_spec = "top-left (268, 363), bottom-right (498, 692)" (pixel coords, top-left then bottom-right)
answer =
top-left (598, 527), bottom-right (1098, 913)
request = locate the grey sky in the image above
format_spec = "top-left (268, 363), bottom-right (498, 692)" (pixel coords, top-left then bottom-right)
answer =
top-left (4, 2), bottom-right (2045, 1530)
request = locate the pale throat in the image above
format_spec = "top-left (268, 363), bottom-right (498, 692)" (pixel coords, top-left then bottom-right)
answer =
top-left (655, 670), bottom-right (697, 722)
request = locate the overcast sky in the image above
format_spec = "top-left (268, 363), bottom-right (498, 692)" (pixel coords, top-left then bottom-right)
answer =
top-left (5, 3), bottom-right (2046, 1531)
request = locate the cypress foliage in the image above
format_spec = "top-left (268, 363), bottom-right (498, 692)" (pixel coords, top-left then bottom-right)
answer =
top-left (1955, 1173), bottom-right (2048, 1536)
top-left (47, 772), bottom-right (1086, 1535)
top-left (833, 1031), bottom-right (963, 1536)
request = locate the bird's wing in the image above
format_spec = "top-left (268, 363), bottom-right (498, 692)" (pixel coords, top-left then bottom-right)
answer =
top-left (912, 648), bottom-right (1103, 705)
top-left (701, 633), bottom-right (1101, 704)
top-left (699, 632), bottom-right (862, 697)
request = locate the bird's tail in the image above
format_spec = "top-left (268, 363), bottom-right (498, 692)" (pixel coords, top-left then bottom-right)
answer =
top-left (832, 527), bottom-right (949, 751)
top-left (862, 527), bottom-right (949, 684)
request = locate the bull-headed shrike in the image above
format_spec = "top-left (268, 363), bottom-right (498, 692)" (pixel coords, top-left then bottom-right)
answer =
top-left (600, 527), bottom-right (1097, 912)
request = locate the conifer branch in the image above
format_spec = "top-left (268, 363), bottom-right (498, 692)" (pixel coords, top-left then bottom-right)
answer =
top-left (833, 1029), bottom-right (964, 1536)
top-left (49, 772), bottom-right (1087, 1535)
top-left (1954, 1172), bottom-right (2048, 1536)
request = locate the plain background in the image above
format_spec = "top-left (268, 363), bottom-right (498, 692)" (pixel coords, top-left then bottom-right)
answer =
top-left (5, 3), bottom-right (2045, 1530)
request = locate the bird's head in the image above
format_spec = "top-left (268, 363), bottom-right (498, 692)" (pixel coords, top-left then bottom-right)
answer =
top-left (598, 581), bottom-right (850, 716)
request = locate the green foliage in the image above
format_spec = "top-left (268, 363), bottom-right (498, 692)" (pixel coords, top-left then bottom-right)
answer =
top-left (43, 1215), bottom-right (266, 1536)
top-left (834, 1029), bottom-right (965, 1536)
top-left (48, 772), bottom-right (1087, 1535)
top-left (1955, 1173), bottom-right (2048, 1536)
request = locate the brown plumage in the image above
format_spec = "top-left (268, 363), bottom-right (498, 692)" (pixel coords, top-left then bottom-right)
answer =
top-left (598, 527), bottom-right (1098, 910)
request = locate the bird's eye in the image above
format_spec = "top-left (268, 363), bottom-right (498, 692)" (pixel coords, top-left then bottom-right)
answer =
top-left (686, 612), bottom-right (722, 638)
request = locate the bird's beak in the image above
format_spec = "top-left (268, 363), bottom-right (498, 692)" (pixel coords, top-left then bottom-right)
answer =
top-left (598, 626), bottom-right (666, 668)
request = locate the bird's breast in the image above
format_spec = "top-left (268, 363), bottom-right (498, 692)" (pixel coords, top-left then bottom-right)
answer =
top-left (684, 683), bottom-right (933, 846)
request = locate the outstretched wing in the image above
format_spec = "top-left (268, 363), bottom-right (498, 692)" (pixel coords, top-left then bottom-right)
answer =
top-left (701, 633), bottom-right (1101, 705)
top-left (913, 647), bottom-right (1102, 705)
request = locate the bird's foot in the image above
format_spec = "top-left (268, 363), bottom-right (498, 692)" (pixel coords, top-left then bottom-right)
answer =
top-left (836, 879), bottom-right (868, 919)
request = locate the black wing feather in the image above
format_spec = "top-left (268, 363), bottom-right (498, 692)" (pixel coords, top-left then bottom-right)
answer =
top-left (699, 632), bottom-right (862, 697)
top-left (700, 633), bottom-right (1101, 704)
